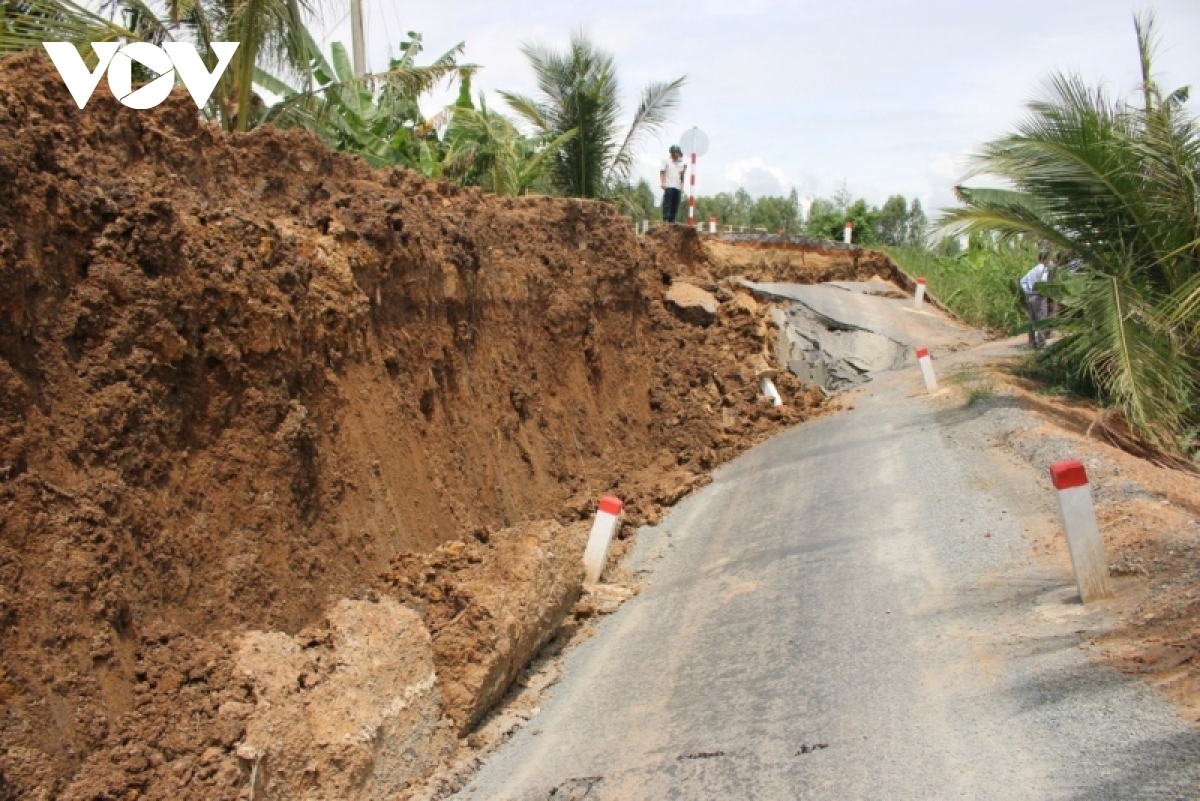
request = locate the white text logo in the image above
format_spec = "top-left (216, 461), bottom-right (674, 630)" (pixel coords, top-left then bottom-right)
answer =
top-left (42, 42), bottom-right (240, 110)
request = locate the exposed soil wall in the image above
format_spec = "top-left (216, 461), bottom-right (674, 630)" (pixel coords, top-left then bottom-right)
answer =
top-left (0, 52), bottom-right (897, 799)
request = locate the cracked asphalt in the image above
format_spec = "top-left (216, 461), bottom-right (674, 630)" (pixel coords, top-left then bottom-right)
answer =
top-left (455, 313), bottom-right (1200, 800)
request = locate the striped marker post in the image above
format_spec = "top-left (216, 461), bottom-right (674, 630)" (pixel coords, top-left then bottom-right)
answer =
top-left (916, 347), bottom-right (937, 392)
top-left (843, 221), bottom-right (853, 244)
top-left (687, 153), bottom-right (697, 227)
top-left (709, 215), bottom-right (717, 234)
top-left (1049, 461), bottom-right (1113, 603)
top-left (583, 496), bottom-right (624, 584)
top-left (914, 278), bottom-right (927, 308)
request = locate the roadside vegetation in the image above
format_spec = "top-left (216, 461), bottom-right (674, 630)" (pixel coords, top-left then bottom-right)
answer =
top-left (942, 13), bottom-right (1199, 459)
top-left (886, 238), bottom-right (1034, 334)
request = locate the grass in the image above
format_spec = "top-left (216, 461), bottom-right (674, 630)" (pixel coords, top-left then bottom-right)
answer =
top-left (945, 364), bottom-right (998, 406)
top-left (885, 243), bottom-right (1035, 335)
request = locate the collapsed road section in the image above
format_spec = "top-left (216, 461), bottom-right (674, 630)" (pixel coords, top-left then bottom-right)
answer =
top-left (1, 52), bottom-right (918, 799)
top-left (742, 279), bottom-right (980, 391)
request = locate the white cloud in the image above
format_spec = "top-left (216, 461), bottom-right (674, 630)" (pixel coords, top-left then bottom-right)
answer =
top-left (722, 157), bottom-right (792, 197)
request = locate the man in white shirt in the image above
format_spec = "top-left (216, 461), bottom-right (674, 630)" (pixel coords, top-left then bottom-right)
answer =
top-left (1020, 253), bottom-right (1052, 349)
top-left (659, 145), bottom-right (687, 223)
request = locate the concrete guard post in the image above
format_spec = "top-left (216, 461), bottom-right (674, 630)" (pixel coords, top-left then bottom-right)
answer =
top-left (709, 216), bottom-right (717, 234)
top-left (914, 278), bottom-right (927, 309)
top-left (583, 496), bottom-right (624, 584)
top-left (751, 355), bottom-right (784, 407)
top-left (1049, 460), bottom-right (1114, 603)
top-left (759, 377), bottom-right (784, 407)
top-left (916, 347), bottom-right (938, 392)
top-left (843, 221), bottom-right (853, 244)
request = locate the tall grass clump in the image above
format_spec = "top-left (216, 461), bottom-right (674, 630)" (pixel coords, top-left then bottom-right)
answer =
top-left (886, 238), bottom-right (1036, 333)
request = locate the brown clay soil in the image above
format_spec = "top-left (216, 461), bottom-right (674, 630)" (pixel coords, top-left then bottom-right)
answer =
top-left (0, 52), bottom-right (908, 800)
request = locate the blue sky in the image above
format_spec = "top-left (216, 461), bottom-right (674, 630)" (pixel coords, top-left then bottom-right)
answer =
top-left (321, 1), bottom-right (1200, 215)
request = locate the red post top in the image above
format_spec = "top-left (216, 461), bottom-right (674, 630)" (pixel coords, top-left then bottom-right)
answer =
top-left (598, 495), bottom-right (624, 515)
top-left (1050, 460), bottom-right (1088, 490)
top-left (917, 278), bottom-right (927, 285)
top-left (709, 216), bottom-right (717, 222)
top-left (845, 221), bottom-right (854, 228)
top-left (916, 347), bottom-right (930, 359)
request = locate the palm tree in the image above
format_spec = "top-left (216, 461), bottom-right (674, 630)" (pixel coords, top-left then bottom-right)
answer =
top-left (500, 31), bottom-right (684, 198)
top-left (941, 13), bottom-right (1199, 452)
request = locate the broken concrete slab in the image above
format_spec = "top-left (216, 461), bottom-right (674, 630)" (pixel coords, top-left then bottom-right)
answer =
top-left (751, 280), bottom-right (984, 392)
top-left (741, 280), bottom-right (976, 351)
top-left (665, 282), bottom-right (719, 326)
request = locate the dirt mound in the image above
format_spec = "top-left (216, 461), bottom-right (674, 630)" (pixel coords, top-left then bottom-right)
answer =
top-left (0, 51), bottom-right (867, 798)
top-left (698, 234), bottom-right (910, 286)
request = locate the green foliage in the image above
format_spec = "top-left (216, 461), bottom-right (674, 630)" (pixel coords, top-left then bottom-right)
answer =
top-left (691, 186), bottom-right (927, 245)
top-left (946, 364), bottom-right (998, 406)
top-left (613, 179), bottom-right (657, 220)
top-left (886, 238), bottom-right (1034, 333)
top-left (442, 95), bottom-right (577, 196)
top-left (693, 188), bottom-right (801, 232)
top-left (502, 31), bottom-right (684, 198)
top-left (262, 28), bottom-right (465, 169)
top-left (941, 12), bottom-right (1200, 450)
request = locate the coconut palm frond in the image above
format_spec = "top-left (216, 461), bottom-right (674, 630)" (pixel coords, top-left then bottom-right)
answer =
top-left (1055, 268), bottom-right (1196, 444)
top-left (506, 31), bottom-right (683, 198)
top-left (0, 0), bottom-right (136, 54)
top-left (940, 15), bottom-right (1200, 450)
top-left (608, 76), bottom-right (685, 186)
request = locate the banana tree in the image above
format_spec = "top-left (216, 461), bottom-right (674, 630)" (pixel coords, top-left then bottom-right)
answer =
top-left (259, 27), bottom-right (465, 168)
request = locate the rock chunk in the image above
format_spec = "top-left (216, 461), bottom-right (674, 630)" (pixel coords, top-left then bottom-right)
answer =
top-left (236, 598), bottom-right (453, 800)
top-left (385, 521), bottom-right (587, 735)
top-left (726, 292), bottom-right (759, 316)
top-left (665, 282), bottom-right (719, 326)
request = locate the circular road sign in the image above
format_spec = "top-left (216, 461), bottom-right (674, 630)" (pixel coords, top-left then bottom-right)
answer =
top-left (680, 127), bottom-right (709, 157)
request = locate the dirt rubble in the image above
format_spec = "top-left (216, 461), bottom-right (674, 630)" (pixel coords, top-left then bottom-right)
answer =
top-left (0, 52), bottom-right (905, 800)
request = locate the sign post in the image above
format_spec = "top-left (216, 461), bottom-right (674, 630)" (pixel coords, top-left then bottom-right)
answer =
top-left (680, 127), bottom-right (709, 229)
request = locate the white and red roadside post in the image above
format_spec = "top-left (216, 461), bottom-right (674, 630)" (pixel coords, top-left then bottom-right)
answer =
top-left (843, 220), bottom-right (853, 244)
top-left (1049, 460), bottom-right (1113, 603)
top-left (687, 152), bottom-right (697, 227)
top-left (916, 347), bottom-right (937, 392)
top-left (583, 495), bottom-right (624, 584)
top-left (914, 278), bottom-right (927, 308)
top-left (709, 215), bottom-right (717, 234)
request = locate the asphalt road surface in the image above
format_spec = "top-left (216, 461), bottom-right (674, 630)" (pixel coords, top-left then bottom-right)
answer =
top-left (457, 357), bottom-right (1200, 800)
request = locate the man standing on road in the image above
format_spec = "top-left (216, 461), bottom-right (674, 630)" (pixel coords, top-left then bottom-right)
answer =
top-left (660, 145), bottom-right (686, 224)
top-left (1020, 252), bottom-right (1052, 349)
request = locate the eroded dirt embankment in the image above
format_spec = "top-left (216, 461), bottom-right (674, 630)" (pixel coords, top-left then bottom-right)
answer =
top-left (0, 52), bottom-right (898, 799)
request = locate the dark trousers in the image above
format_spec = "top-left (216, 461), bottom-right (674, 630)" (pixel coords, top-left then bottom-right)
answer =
top-left (662, 188), bottom-right (682, 223)
top-left (1026, 294), bottom-right (1049, 348)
